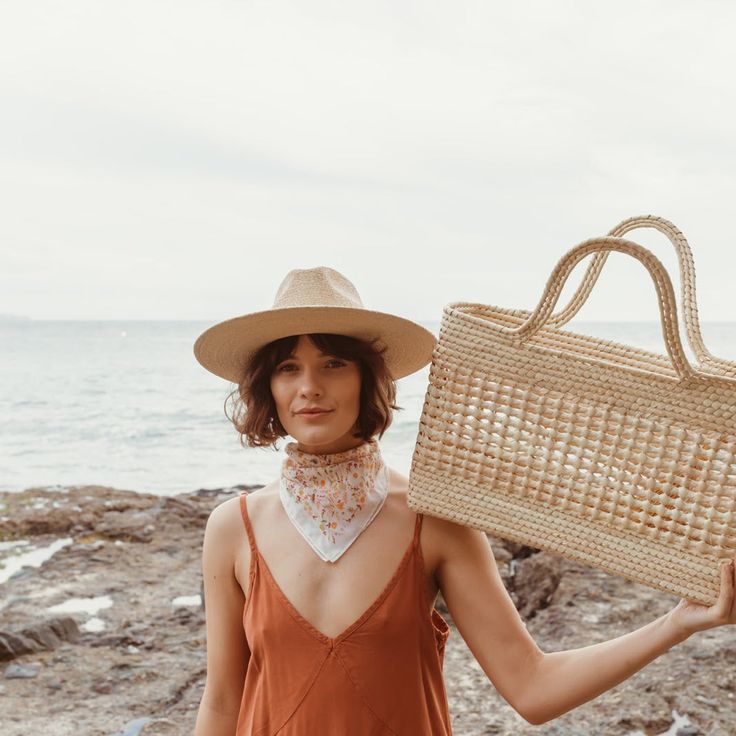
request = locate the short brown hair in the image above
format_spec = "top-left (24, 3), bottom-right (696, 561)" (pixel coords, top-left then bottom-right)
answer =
top-left (224, 333), bottom-right (402, 449)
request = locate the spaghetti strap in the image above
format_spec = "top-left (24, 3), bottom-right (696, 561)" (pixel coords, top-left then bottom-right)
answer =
top-left (239, 493), bottom-right (258, 555)
top-left (413, 512), bottom-right (423, 547)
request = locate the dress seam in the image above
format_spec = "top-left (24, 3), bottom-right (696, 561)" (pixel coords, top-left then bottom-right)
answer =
top-left (272, 648), bottom-right (333, 735)
top-left (333, 647), bottom-right (399, 735)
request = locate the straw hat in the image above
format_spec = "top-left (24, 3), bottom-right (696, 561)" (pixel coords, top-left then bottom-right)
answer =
top-left (193, 266), bottom-right (437, 383)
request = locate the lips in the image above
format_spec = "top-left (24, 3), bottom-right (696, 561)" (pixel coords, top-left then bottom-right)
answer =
top-left (296, 409), bottom-right (332, 415)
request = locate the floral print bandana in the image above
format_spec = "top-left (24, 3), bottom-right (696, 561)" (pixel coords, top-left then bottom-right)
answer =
top-left (279, 439), bottom-right (389, 563)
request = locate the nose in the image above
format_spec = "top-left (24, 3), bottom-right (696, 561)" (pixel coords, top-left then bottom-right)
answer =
top-left (297, 365), bottom-right (323, 397)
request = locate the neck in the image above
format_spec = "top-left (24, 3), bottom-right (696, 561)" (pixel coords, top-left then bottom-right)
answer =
top-left (295, 436), bottom-right (367, 455)
top-left (283, 437), bottom-right (380, 471)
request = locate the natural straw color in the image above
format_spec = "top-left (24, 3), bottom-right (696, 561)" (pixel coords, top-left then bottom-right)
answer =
top-left (407, 216), bottom-right (736, 605)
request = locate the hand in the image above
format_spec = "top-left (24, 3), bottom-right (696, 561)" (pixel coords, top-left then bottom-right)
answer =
top-left (666, 553), bottom-right (736, 636)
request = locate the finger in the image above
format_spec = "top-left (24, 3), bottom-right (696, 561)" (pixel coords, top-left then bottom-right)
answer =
top-left (717, 560), bottom-right (734, 621)
top-left (713, 561), bottom-right (733, 617)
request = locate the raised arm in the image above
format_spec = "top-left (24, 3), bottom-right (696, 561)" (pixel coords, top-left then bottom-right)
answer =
top-left (434, 518), bottom-right (736, 726)
top-left (194, 498), bottom-right (250, 735)
top-left (525, 557), bottom-right (735, 725)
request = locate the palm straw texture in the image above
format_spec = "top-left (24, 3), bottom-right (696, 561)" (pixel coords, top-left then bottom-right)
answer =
top-left (407, 216), bottom-right (736, 605)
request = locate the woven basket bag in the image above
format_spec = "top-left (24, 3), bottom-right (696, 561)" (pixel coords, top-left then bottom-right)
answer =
top-left (407, 215), bottom-right (736, 605)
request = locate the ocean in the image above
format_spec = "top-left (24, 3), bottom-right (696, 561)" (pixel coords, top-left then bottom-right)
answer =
top-left (2, 319), bottom-right (735, 496)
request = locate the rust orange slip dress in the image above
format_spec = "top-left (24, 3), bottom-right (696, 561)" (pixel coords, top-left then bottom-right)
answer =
top-left (236, 492), bottom-right (454, 735)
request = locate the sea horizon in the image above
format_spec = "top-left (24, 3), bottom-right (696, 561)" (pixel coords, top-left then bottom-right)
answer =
top-left (3, 319), bottom-right (735, 497)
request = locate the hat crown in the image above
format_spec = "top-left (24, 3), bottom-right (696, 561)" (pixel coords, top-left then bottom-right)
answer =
top-left (193, 265), bottom-right (436, 383)
top-left (273, 266), bottom-right (364, 310)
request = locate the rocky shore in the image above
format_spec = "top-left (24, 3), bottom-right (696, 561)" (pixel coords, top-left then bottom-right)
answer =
top-left (0, 485), bottom-right (733, 735)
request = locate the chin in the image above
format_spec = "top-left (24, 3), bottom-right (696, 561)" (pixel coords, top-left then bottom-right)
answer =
top-left (290, 430), bottom-right (341, 446)
top-left (287, 424), bottom-right (356, 447)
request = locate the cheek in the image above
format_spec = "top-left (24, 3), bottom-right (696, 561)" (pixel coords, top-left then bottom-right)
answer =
top-left (269, 380), bottom-right (288, 413)
top-left (341, 371), bottom-right (362, 409)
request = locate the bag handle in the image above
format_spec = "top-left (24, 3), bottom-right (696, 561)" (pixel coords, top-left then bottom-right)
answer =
top-left (547, 216), bottom-right (695, 330)
top-left (496, 236), bottom-right (701, 383)
top-left (547, 215), bottom-right (736, 379)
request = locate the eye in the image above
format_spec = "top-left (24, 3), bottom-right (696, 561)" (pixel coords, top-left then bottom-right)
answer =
top-left (276, 362), bottom-right (297, 372)
top-left (327, 359), bottom-right (346, 368)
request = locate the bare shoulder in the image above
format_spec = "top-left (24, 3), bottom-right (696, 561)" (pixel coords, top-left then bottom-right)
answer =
top-left (205, 482), bottom-right (278, 552)
top-left (422, 510), bottom-right (489, 545)
top-left (205, 494), bottom-right (243, 539)
top-left (239, 480), bottom-right (280, 518)
top-left (209, 482), bottom-right (279, 593)
top-left (213, 481), bottom-right (278, 515)
top-left (385, 466), bottom-right (414, 518)
top-left (385, 467), bottom-right (488, 579)
top-left (387, 466), bottom-right (487, 560)
top-left (430, 514), bottom-right (492, 570)
top-left (386, 465), bottom-right (408, 498)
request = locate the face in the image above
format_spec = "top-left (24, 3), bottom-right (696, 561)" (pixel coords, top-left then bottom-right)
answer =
top-left (270, 334), bottom-right (364, 454)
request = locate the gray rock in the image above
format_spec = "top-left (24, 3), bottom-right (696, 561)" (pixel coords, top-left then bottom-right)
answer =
top-left (139, 719), bottom-right (180, 735)
top-left (4, 663), bottom-right (40, 679)
top-left (111, 714), bottom-right (181, 735)
top-left (676, 726), bottom-right (700, 736)
top-left (493, 538), bottom-right (539, 559)
top-left (18, 616), bottom-right (80, 650)
top-left (614, 698), bottom-right (674, 734)
top-left (92, 678), bottom-right (114, 694)
top-left (0, 616), bottom-right (79, 661)
top-left (160, 496), bottom-right (209, 527)
top-left (694, 694), bottom-right (719, 707)
top-left (0, 632), bottom-right (30, 662)
top-left (98, 509), bottom-right (158, 542)
top-left (481, 721), bottom-right (505, 734)
top-left (510, 551), bottom-right (563, 618)
top-left (488, 540), bottom-right (513, 565)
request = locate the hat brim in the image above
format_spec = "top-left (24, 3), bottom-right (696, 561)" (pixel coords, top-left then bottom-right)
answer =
top-left (193, 306), bottom-right (437, 383)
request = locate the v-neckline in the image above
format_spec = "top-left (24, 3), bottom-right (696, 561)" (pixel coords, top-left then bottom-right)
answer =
top-left (254, 534), bottom-right (417, 648)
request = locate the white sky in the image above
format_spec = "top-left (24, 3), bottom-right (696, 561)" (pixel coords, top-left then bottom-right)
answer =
top-left (2, 0), bottom-right (735, 323)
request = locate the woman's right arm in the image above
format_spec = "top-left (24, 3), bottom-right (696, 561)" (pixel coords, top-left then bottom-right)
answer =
top-left (194, 498), bottom-right (250, 735)
top-left (432, 516), bottom-right (732, 726)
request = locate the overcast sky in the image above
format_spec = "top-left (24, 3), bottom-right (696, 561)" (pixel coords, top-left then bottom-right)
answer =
top-left (2, 1), bottom-right (735, 324)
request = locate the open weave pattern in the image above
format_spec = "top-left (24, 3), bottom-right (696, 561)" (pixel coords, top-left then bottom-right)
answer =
top-left (408, 221), bottom-right (736, 605)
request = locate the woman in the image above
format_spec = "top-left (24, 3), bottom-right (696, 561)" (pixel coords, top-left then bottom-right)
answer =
top-left (193, 266), bottom-right (736, 735)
